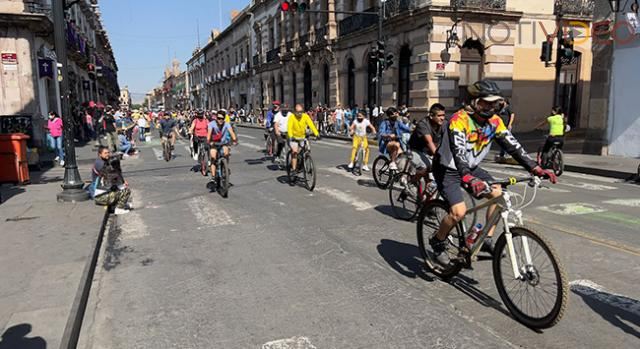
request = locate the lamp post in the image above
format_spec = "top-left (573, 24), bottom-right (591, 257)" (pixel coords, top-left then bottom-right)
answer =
top-left (608, 0), bottom-right (621, 13)
top-left (54, 0), bottom-right (89, 202)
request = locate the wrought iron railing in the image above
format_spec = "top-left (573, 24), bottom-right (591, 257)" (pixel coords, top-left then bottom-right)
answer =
top-left (450, 0), bottom-right (506, 10)
top-left (339, 7), bottom-right (378, 37)
top-left (384, 0), bottom-right (429, 18)
top-left (25, 1), bottom-right (53, 18)
top-left (554, 0), bottom-right (594, 17)
top-left (266, 47), bottom-right (280, 63)
top-left (314, 26), bottom-right (327, 45)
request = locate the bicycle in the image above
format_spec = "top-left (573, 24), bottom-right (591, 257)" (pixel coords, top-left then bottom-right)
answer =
top-left (388, 156), bottom-right (439, 221)
top-left (195, 137), bottom-right (209, 176)
top-left (162, 135), bottom-right (172, 162)
top-left (265, 128), bottom-right (276, 158)
top-left (210, 143), bottom-right (232, 198)
top-left (537, 139), bottom-right (564, 177)
top-left (373, 151), bottom-right (413, 189)
top-left (352, 139), bottom-right (366, 177)
top-left (417, 176), bottom-right (568, 329)
top-left (286, 138), bottom-right (316, 191)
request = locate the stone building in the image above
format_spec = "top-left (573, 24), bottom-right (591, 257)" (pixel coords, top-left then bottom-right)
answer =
top-left (119, 86), bottom-right (131, 110)
top-left (187, 0), bottom-right (594, 132)
top-left (0, 0), bottom-right (119, 146)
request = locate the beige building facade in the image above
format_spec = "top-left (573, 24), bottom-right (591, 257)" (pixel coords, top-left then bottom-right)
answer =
top-left (187, 0), bottom-right (594, 133)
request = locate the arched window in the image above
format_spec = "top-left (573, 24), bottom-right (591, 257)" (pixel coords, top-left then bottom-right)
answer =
top-left (398, 45), bottom-right (412, 107)
top-left (367, 53), bottom-right (377, 108)
top-left (304, 63), bottom-right (312, 110)
top-left (459, 39), bottom-right (484, 105)
top-left (323, 64), bottom-right (330, 105)
top-left (347, 58), bottom-right (355, 108)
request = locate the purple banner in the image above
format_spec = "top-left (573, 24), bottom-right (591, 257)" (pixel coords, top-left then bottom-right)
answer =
top-left (38, 58), bottom-right (54, 79)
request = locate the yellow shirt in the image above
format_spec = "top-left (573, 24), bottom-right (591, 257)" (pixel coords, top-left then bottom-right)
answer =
top-left (547, 114), bottom-right (564, 137)
top-left (225, 115), bottom-right (231, 123)
top-left (287, 113), bottom-right (319, 139)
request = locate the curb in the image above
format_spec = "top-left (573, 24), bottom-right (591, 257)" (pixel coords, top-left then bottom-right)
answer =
top-left (58, 207), bottom-right (111, 349)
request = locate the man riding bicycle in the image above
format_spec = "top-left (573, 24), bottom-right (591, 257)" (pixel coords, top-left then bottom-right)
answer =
top-left (287, 104), bottom-right (319, 180)
top-left (348, 111), bottom-right (376, 171)
top-left (535, 106), bottom-right (566, 165)
top-left (273, 104), bottom-right (290, 162)
top-left (208, 110), bottom-right (238, 185)
top-left (378, 107), bottom-right (411, 170)
top-left (429, 80), bottom-right (557, 267)
top-left (159, 112), bottom-right (177, 150)
top-left (406, 103), bottom-right (446, 185)
top-left (189, 109), bottom-right (209, 160)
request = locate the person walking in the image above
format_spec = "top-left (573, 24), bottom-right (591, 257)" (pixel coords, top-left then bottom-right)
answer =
top-left (495, 99), bottom-right (516, 162)
top-left (46, 111), bottom-right (65, 166)
top-left (335, 104), bottom-right (344, 135)
top-left (102, 107), bottom-right (118, 152)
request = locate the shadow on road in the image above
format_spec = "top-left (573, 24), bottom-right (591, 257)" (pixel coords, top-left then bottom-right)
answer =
top-left (449, 274), bottom-right (512, 318)
top-left (571, 283), bottom-right (640, 338)
top-left (0, 323), bottom-right (46, 349)
top-left (244, 158), bottom-right (267, 166)
top-left (376, 239), bottom-right (434, 282)
top-left (356, 179), bottom-right (378, 188)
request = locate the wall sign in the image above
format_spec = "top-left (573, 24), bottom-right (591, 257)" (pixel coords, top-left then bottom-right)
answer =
top-left (1, 53), bottom-right (17, 64)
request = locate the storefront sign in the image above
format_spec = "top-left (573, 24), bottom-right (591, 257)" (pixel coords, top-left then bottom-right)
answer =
top-left (1, 53), bottom-right (17, 64)
top-left (436, 63), bottom-right (446, 71)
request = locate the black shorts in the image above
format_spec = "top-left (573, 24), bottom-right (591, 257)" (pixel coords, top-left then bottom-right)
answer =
top-left (433, 164), bottom-right (494, 206)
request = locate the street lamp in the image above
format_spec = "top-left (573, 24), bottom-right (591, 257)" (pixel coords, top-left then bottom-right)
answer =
top-left (53, 0), bottom-right (89, 202)
top-left (608, 0), bottom-right (621, 13)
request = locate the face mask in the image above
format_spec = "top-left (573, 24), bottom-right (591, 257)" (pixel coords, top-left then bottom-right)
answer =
top-left (48, 115), bottom-right (54, 119)
top-left (357, 118), bottom-right (364, 122)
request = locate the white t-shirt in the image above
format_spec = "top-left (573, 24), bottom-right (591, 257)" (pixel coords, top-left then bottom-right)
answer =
top-left (273, 111), bottom-right (288, 133)
top-left (137, 117), bottom-right (147, 128)
top-left (335, 108), bottom-right (344, 120)
top-left (353, 118), bottom-right (370, 137)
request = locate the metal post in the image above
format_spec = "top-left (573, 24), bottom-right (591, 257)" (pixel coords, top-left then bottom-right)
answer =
top-left (54, 0), bottom-right (89, 202)
top-left (376, 2), bottom-right (383, 109)
top-left (553, 11), bottom-right (563, 107)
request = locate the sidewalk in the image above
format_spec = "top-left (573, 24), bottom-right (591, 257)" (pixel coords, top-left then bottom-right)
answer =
top-left (0, 143), bottom-right (108, 349)
top-left (237, 123), bottom-right (639, 180)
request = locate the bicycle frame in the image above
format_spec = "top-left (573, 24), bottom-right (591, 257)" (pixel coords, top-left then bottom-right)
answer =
top-left (459, 190), bottom-right (530, 280)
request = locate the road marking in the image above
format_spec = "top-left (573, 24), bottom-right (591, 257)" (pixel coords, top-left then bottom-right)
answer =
top-left (239, 142), bottom-right (263, 151)
top-left (316, 187), bottom-right (374, 211)
top-left (537, 203), bottom-right (607, 215)
top-left (570, 280), bottom-right (640, 316)
top-left (262, 336), bottom-right (317, 349)
top-left (322, 166), bottom-right (360, 180)
top-left (118, 211), bottom-right (149, 240)
top-left (316, 139), bottom-right (351, 149)
top-left (238, 134), bottom-right (256, 139)
top-left (593, 211), bottom-right (640, 226)
top-left (187, 196), bottom-right (235, 226)
top-left (603, 198), bottom-right (640, 207)
top-left (558, 181), bottom-right (617, 191)
top-left (152, 148), bottom-right (163, 161)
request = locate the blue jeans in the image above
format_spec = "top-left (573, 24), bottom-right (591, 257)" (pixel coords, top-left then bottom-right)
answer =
top-left (139, 127), bottom-right (145, 141)
top-left (48, 134), bottom-right (64, 161)
top-left (120, 142), bottom-right (132, 154)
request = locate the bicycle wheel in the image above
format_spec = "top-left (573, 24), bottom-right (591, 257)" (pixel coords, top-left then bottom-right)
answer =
top-left (303, 153), bottom-right (316, 191)
top-left (199, 148), bottom-right (208, 176)
top-left (493, 226), bottom-right (568, 329)
top-left (266, 134), bottom-right (274, 157)
top-left (354, 147), bottom-right (363, 176)
top-left (416, 200), bottom-right (463, 279)
top-left (388, 172), bottom-right (420, 221)
top-left (373, 155), bottom-right (391, 189)
top-left (163, 141), bottom-right (171, 162)
top-left (551, 149), bottom-right (564, 177)
top-left (218, 158), bottom-right (230, 198)
top-left (285, 150), bottom-right (294, 184)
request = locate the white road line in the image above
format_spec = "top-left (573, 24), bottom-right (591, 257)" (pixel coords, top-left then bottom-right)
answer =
top-left (558, 181), bottom-right (617, 191)
top-left (316, 187), bottom-right (374, 211)
top-left (152, 148), bottom-right (163, 161)
top-left (570, 279), bottom-right (640, 316)
top-left (537, 203), bottom-right (607, 216)
top-left (603, 198), bottom-right (640, 207)
top-left (184, 145), bottom-right (192, 156)
top-left (238, 134), bottom-right (257, 139)
top-left (187, 196), bottom-right (235, 226)
top-left (262, 337), bottom-right (317, 349)
top-left (239, 142), bottom-right (263, 151)
top-left (118, 210), bottom-right (149, 240)
top-left (322, 166), bottom-right (362, 180)
top-left (316, 140), bottom-right (352, 149)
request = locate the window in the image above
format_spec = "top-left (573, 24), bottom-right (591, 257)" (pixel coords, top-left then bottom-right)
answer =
top-left (271, 76), bottom-right (276, 103)
top-left (304, 63), bottom-right (312, 110)
top-left (347, 58), bottom-right (355, 108)
top-left (367, 54), bottom-right (377, 108)
top-left (323, 64), bottom-right (330, 105)
top-left (279, 74), bottom-right (284, 102)
top-left (292, 72), bottom-right (297, 105)
top-left (398, 45), bottom-right (411, 107)
top-left (458, 39), bottom-right (484, 105)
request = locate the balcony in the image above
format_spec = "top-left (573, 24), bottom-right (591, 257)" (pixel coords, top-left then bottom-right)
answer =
top-left (266, 47), bottom-right (280, 63)
top-left (554, 0), bottom-right (594, 17)
top-left (450, 0), bottom-right (506, 11)
top-left (314, 26), bottom-right (327, 45)
top-left (25, 1), bottom-right (53, 19)
top-left (339, 7), bottom-right (378, 37)
top-left (384, 0), bottom-right (429, 18)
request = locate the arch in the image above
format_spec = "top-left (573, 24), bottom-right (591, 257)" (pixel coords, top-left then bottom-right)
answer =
top-left (322, 63), bottom-right (330, 106)
top-left (459, 38), bottom-right (485, 104)
top-left (347, 58), bottom-right (356, 108)
top-left (271, 76), bottom-right (276, 105)
top-left (398, 45), bottom-right (412, 107)
top-left (304, 62), bottom-right (312, 110)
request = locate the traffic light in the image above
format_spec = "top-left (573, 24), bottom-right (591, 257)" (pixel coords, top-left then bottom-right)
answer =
top-left (540, 39), bottom-right (553, 63)
top-left (385, 54), bottom-right (394, 70)
top-left (560, 31), bottom-right (575, 59)
top-left (281, 1), bottom-right (307, 13)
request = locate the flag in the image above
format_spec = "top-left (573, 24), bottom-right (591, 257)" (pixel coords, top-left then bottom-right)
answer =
top-left (38, 58), bottom-right (53, 79)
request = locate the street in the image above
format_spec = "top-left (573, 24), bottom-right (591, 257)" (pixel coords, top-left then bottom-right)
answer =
top-left (79, 127), bottom-right (640, 349)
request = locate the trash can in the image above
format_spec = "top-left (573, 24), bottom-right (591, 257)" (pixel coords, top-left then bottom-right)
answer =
top-left (0, 133), bottom-right (31, 184)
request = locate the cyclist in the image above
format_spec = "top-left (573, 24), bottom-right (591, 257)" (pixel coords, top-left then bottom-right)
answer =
top-left (348, 111), bottom-right (376, 171)
top-left (159, 112), bottom-right (177, 150)
top-left (378, 107), bottom-right (411, 170)
top-left (429, 80), bottom-right (558, 267)
top-left (189, 109), bottom-right (209, 161)
top-left (273, 104), bottom-right (290, 163)
top-left (406, 103), bottom-right (446, 186)
top-left (207, 110), bottom-right (238, 185)
top-left (535, 106), bottom-right (566, 166)
top-left (287, 103), bottom-right (319, 182)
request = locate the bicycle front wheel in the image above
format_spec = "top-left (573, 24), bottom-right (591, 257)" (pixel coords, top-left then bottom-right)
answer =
top-left (388, 172), bottom-right (420, 221)
top-left (303, 154), bottom-right (316, 191)
top-left (218, 158), bottom-right (230, 198)
top-left (199, 149), bottom-right (208, 176)
top-left (493, 226), bottom-right (568, 329)
top-left (163, 141), bottom-right (171, 162)
top-left (373, 155), bottom-right (391, 189)
top-left (552, 149), bottom-right (564, 177)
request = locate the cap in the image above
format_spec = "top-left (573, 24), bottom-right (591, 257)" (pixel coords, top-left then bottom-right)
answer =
top-left (272, 100), bottom-right (281, 106)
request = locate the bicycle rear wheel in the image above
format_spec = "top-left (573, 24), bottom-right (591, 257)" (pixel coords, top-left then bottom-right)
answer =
top-left (551, 149), bottom-right (564, 177)
top-left (303, 154), bottom-right (316, 191)
top-left (266, 134), bottom-right (274, 157)
top-left (388, 172), bottom-right (420, 221)
top-left (493, 226), bottom-right (568, 329)
top-left (354, 147), bottom-right (363, 176)
top-left (416, 200), bottom-right (463, 279)
top-left (373, 155), bottom-right (391, 189)
top-left (199, 149), bottom-right (208, 176)
top-left (218, 158), bottom-right (230, 198)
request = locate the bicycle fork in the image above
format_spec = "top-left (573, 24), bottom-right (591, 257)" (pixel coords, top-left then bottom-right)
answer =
top-left (501, 208), bottom-right (533, 281)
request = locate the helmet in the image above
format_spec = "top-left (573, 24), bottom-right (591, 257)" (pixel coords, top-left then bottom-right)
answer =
top-left (467, 80), bottom-right (503, 102)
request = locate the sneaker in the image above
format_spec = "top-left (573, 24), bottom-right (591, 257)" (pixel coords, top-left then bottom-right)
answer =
top-left (193, 154), bottom-right (198, 161)
top-left (114, 207), bottom-right (130, 215)
top-left (54, 156), bottom-right (60, 162)
top-left (123, 153), bottom-right (130, 158)
top-left (429, 236), bottom-right (451, 267)
top-left (125, 202), bottom-right (134, 210)
top-left (59, 160), bottom-right (65, 166)
top-left (362, 165), bottom-right (370, 171)
top-left (389, 161), bottom-right (398, 170)
top-left (348, 162), bottom-right (354, 169)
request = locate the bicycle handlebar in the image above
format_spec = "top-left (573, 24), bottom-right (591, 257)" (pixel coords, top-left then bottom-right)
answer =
top-left (488, 176), bottom-right (536, 187)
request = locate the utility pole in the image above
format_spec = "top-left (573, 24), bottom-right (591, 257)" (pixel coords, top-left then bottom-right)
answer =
top-left (553, 12), bottom-right (563, 107)
top-left (54, 0), bottom-right (89, 202)
top-left (377, 2), bottom-right (383, 109)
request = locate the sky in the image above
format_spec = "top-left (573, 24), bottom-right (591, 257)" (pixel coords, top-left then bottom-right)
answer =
top-left (100, 0), bottom-right (251, 103)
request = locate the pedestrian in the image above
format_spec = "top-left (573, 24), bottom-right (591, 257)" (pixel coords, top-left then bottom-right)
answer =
top-left (46, 111), bottom-right (65, 166)
top-left (137, 111), bottom-right (148, 142)
top-left (101, 107), bottom-right (118, 152)
top-left (496, 99), bottom-right (515, 162)
top-left (335, 104), bottom-right (344, 134)
top-left (89, 146), bottom-right (131, 215)
top-left (84, 108), bottom-right (95, 141)
top-left (117, 129), bottom-right (137, 157)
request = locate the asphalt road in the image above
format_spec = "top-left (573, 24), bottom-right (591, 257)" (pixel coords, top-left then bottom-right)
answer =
top-left (79, 127), bottom-right (640, 349)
